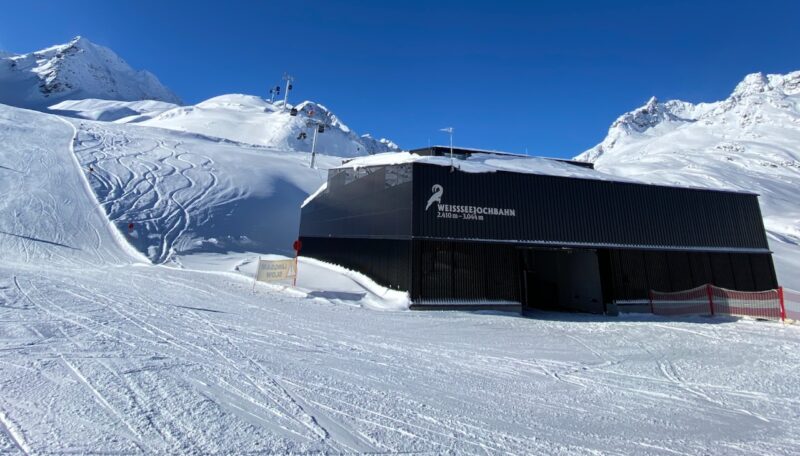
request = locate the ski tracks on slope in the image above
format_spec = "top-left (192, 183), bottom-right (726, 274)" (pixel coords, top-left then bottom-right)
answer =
top-left (72, 123), bottom-right (223, 264)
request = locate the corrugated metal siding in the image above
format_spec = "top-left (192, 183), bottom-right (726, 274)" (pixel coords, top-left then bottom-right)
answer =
top-left (606, 249), bottom-right (778, 300)
top-left (300, 164), bottom-right (413, 239)
top-left (411, 240), bottom-right (521, 304)
top-left (413, 164), bottom-right (770, 251)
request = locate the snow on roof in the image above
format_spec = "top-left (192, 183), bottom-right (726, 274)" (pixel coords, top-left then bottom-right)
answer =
top-left (336, 151), bottom-right (637, 182)
top-left (301, 151), bottom-right (758, 208)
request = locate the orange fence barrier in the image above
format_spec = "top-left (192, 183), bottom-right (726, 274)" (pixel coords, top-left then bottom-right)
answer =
top-left (651, 284), bottom-right (798, 323)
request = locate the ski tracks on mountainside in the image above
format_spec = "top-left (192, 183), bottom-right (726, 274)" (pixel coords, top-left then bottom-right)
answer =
top-left (72, 123), bottom-right (228, 263)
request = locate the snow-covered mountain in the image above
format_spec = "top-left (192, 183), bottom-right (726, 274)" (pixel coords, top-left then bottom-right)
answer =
top-left (576, 71), bottom-right (800, 289)
top-left (1, 37), bottom-right (398, 156)
top-left (135, 94), bottom-right (400, 156)
top-left (0, 36), bottom-right (181, 109)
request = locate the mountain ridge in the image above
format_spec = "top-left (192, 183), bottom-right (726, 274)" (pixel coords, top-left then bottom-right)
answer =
top-left (576, 70), bottom-right (800, 288)
top-left (0, 36), bottom-right (182, 109)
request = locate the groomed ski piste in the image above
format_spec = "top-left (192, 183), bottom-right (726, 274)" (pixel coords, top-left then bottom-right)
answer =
top-left (2, 100), bottom-right (800, 455)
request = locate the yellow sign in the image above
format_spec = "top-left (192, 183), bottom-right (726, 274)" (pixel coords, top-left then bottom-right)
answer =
top-left (255, 259), bottom-right (297, 282)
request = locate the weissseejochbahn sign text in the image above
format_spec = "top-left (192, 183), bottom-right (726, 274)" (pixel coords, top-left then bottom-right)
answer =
top-left (425, 184), bottom-right (516, 221)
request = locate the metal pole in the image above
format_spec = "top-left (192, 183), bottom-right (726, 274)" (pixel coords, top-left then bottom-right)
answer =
top-left (282, 73), bottom-right (293, 111)
top-left (310, 126), bottom-right (319, 169)
top-left (440, 127), bottom-right (454, 171)
top-left (449, 128), bottom-right (454, 172)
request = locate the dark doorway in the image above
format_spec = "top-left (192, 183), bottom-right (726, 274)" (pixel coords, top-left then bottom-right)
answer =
top-left (520, 248), bottom-right (604, 313)
top-left (525, 271), bottom-right (560, 311)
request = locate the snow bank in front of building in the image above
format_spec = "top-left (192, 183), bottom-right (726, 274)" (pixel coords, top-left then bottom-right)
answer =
top-left (183, 251), bottom-right (411, 311)
top-left (298, 257), bottom-right (410, 311)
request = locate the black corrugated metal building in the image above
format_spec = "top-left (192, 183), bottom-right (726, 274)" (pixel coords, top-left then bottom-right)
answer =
top-left (299, 147), bottom-right (777, 313)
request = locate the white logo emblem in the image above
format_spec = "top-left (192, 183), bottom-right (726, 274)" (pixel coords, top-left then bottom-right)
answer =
top-left (426, 184), bottom-right (443, 211)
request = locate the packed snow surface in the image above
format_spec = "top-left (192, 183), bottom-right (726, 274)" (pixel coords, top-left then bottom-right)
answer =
top-left (0, 36), bottom-right (180, 109)
top-left (578, 70), bottom-right (800, 289)
top-left (2, 102), bottom-right (800, 454)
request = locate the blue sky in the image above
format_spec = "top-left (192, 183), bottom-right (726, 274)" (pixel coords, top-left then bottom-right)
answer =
top-left (3, 0), bottom-right (799, 158)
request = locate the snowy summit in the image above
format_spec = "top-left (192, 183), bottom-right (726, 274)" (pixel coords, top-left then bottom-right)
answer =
top-left (0, 36), bottom-right (181, 109)
top-left (576, 70), bottom-right (800, 289)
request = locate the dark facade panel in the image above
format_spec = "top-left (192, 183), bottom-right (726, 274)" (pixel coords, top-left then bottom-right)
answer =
top-left (411, 240), bottom-right (521, 304)
top-left (709, 253), bottom-right (737, 289)
top-left (300, 164), bottom-right (413, 239)
top-left (607, 249), bottom-right (777, 300)
top-left (688, 252), bottom-right (714, 286)
top-left (412, 163), bottom-right (770, 251)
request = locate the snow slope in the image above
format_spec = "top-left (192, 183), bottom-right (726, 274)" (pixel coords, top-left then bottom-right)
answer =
top-left (2, 99), bottom-right (800, 455)
top-left (0, 104), bottom-right (144, 266)
top-left (49, 98), bottom-right (179, 122)
top-left (137, 94), bottom-right (400, 157)
top-left (577, 71), bottom-right (800, 289)
top-left (0, 36), bottom-right (181, 110)
top-left (68, 112), bottom-right (340, 263)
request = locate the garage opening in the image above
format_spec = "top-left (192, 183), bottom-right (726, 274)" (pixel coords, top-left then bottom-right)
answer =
top-left (520, 248), bottom-right (604, 314)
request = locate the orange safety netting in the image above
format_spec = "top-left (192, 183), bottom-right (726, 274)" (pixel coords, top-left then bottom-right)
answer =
top-left (651, 284), bottom-right (797, 322)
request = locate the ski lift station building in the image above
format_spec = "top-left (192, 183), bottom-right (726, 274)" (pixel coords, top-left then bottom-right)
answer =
top-left (298, 147), bottom-right (778, 313)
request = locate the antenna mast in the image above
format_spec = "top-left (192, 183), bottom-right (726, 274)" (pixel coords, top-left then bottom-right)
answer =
top-left (440, 127), bottom-right (454, 171)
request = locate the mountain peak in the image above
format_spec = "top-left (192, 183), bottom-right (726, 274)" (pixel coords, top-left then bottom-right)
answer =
top-left (732, 72), bottom-right (769, 98)
top-left (0, 37), bottom-right (182, 109)
top-left (577, 70), bottom-right (800, 163)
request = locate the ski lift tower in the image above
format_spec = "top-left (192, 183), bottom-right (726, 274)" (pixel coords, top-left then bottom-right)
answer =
top-left (308, 120), bottom-right (326, 169)
top-left (290, 108), bottom-right (327, 168)
top-left (282, 73), bottom-right (294, 111)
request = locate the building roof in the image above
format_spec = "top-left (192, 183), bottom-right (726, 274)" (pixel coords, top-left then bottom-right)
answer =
top-left (336, 150), bottom-right (758, 196)
top-left (338, 151), bottom-right (634, 183)
top-left (411, 146), bottom-right (595, 170)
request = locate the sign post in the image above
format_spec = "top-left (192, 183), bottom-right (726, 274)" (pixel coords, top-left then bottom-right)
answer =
top-left (252, 257), bottom-right (298, 291)
top-left (292, 239), bottom-right (302, 287)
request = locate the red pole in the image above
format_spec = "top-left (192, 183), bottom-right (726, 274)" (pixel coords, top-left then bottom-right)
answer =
top-left (649, 290), bottom-right (655, 314)
top-left (779, 286), bottom-right (786, 322)
top-left (706, 283), bottom-right (715, 316)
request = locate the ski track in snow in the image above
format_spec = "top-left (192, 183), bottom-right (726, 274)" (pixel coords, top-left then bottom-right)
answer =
top-left (67, 118), bottom-right (336, 264)
top-left (1, 105), bottom-right (800, 454)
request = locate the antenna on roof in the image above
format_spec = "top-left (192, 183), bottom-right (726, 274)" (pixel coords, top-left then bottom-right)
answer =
top-left (440, 127), bottom-right (454, 172)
